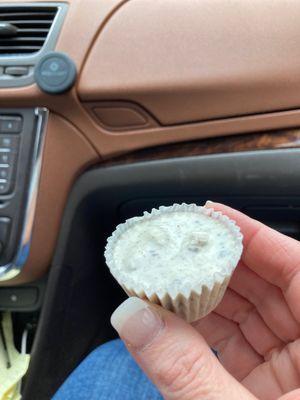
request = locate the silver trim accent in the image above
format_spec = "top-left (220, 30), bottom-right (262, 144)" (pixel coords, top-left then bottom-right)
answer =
top-left (0, 3), bottom-right (68, 88)
top-left (0, 107), bottom-right (48, 281)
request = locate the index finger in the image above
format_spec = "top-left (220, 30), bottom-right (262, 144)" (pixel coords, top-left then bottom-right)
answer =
top-left (205, 202), bottom-right (300, 323)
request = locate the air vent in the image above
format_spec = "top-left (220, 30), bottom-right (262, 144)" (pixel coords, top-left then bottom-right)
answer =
top-left (0, 6), bottom-right (58, 55)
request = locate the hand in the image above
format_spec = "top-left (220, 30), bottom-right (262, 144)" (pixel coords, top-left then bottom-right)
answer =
top-left (111, 203), bottom-right (300, 400)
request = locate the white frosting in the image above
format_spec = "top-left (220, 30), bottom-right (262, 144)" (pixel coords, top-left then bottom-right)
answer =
top-left (105, 204), bottom-right (243, 297)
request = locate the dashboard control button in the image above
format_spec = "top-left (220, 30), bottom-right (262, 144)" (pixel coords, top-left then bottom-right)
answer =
top-left (0, 135), bottom-right (19, 151)
top-left (0, 167), bottom-right (9, 180)
top-left (1, 137), bottom-right (12, 148)
top-left (34, 52), bottom-right (77, 94)
top-left (0, 152), bottom-right (12, 164)
top-left (5, 66), bottom-right (29, 77)
top-left (0, 116), bottom-right (22, 134)
top-left (0, 288), bottom-right (38, 309)
top-left (0, 181), bottom-right (9, 195)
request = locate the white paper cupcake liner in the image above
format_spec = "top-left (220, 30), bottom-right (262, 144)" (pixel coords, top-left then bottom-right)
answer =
top-left (105, 203), bottom-right (243, 322)
top-left (123, 277), bottom-right (230, 322)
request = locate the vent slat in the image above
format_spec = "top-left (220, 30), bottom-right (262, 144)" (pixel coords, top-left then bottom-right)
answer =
top-left (17, 28), bottom-right (49, 33)
top-left (0, 6), bottom-right (57, 55)
top-left (0, 46), bottom-right (41, 50)
top-left (4, 20), bottom-right (53, 25)
top-left (0, 12), bottom-right (56, 18)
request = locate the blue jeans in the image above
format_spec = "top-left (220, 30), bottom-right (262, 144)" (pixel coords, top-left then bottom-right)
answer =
top-left (53, 339), bottom-right (163, 400)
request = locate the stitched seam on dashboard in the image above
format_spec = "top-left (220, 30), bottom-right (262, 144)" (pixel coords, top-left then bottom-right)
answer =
top-left (76, 0), bottom-right (131, 79)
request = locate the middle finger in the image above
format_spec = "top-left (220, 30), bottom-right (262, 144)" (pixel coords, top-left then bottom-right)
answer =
top-left (215, 288), bottom-right (283, 357)
top-left (229, 263), bottom-right (300, 342)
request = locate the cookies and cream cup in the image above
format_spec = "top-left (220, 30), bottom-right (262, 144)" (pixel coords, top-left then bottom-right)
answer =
top-left (105, 203), bottom-right (243, 322)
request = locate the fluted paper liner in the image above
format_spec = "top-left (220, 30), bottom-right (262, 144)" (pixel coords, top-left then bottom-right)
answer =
top-left (105, 204), bottom-right (243, 322)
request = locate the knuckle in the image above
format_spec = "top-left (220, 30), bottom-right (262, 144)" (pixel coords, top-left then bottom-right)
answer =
top-left (154, 344), bottom-right (212, 398)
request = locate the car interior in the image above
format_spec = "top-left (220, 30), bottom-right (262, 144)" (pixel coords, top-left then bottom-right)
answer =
top-left (0, 0), bottom-right (300, 398)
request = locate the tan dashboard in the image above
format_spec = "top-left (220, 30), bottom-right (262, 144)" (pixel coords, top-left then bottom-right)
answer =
top-left (1, 0), bottom-right (300, 285)
top-left (80, 0), bottom-right (300, 125)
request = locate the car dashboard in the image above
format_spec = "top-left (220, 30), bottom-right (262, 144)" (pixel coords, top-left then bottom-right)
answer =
top-left (0, 1), bottom-right (300, 399)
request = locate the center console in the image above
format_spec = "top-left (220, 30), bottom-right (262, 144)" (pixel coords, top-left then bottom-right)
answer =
top-left (0, 108), bottom-right (47, 280)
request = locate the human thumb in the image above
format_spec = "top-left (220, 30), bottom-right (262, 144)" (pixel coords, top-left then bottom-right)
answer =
top-left (111, 297), bottom-right (257, 400)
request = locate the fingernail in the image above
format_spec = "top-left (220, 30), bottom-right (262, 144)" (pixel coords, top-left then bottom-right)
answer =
top-left (111, 297), bottom-right (164, 349)
top-left (204, 200), bottom-right (213, 207)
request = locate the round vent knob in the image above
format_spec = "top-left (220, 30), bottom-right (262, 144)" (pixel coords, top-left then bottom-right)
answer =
top-left (0, 23), bottom-right (18, 37)
top-left (34, 52), bottom-right (77, 94)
